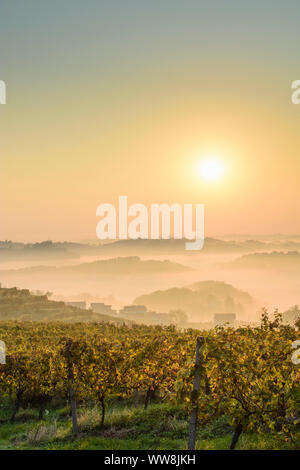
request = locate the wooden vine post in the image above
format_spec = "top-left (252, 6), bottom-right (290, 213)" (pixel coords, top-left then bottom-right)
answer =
top-left (65, 340), bottom-right (78, 435)
top-left (188, 336), bottom-right (205, 450)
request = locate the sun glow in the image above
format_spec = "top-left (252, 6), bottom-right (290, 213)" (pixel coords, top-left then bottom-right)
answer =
top-left (197, 157), bottom-right (225, 182)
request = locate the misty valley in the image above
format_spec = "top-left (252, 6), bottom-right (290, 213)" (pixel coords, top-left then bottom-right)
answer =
top-left (0, 235), bottom-right (299, 328)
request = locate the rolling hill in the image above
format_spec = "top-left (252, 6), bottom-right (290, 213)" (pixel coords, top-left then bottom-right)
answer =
top-left (133, 280), bottom-right (255, 321)
top-left (230, 251), bottom-right (300, 271)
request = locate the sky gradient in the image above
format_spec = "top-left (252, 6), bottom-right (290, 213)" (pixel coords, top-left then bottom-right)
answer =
top-left (1, 1), bottom-right (300, 241)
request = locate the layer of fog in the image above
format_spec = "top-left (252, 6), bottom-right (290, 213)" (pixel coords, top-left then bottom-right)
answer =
top-left (0, 237), bottom-right (299, 321)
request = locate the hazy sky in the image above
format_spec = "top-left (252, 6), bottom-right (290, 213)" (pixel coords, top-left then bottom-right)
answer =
top-left (1, 1), bottom-right (300, 241)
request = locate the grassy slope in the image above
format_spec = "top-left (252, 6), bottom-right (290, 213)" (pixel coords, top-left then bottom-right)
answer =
top-left (0, 401), bottom-right (296, 450)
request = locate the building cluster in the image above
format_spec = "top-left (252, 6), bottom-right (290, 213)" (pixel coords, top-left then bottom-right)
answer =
top-left (66, 301), bottom-right (172, 325)
top-left (65, 300), bottom-right (237, 327)
top-left (66, 301), bottom-right (176, 324)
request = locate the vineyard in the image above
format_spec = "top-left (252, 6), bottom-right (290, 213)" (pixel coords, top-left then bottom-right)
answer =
top-left (0, 312), bottom-right (299, 450)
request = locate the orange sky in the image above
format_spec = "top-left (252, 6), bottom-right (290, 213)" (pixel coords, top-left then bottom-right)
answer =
top-left (1, 2), bottom-right (300, 241)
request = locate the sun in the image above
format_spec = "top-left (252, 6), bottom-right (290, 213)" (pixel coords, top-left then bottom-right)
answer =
top-left (197, 157), bottom-right (225, 182)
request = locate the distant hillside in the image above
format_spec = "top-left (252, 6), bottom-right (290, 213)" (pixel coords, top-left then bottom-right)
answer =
top-left (0, 286), bottom-right (123, 323)
top-left (0, 240), bottom-right (80, 262)
top-left (0, 256), bottom-right (190, 284)
top-left (2, 238), bottom-right (300, 263)
top-left (187, 280), bottom-right (253, 302)
top-left (230, 251), bottom-right (300, 271)
top-left (68, 238), bottom-right (297, 255)
top-left (133, 281), bottom-right (255, 321)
